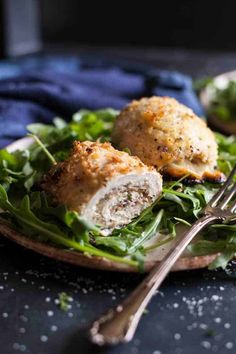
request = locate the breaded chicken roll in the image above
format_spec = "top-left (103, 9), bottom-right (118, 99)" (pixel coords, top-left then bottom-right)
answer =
top-left (42, 141), bottom-right (162, 233)
top-left (112, 96), bottom-right (223, 181)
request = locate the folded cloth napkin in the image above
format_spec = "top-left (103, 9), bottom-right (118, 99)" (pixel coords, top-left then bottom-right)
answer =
top-left (0, 55), bottom-right (203, 148)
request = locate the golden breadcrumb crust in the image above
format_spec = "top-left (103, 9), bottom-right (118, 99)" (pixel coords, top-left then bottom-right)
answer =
top-left (41, 141), bottom-right (160, 213)
top-left (112, 96), bottom-right (223, 181)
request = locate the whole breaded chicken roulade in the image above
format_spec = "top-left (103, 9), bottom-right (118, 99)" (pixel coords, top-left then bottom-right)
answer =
top-left (112, 96), bottom-right (223, 181)
top-left (42, 141), bottom-right (162, 234)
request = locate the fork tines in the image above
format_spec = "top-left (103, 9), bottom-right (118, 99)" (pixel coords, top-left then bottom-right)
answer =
top-left (208, 165), bottom-right (236, 211)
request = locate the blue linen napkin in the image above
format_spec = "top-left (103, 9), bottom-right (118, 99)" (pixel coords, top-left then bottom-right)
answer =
top-left (0, 55), bottom-right (203, 148)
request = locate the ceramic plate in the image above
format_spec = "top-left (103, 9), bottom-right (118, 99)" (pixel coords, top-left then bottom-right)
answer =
top-left (0, 137), bottom-right (218, 272)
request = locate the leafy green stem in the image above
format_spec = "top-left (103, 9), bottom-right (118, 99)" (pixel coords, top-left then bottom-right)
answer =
top-left (28, 134), bottom-right (57, 165)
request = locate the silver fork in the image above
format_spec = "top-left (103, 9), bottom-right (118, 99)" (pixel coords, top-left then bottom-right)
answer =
top-left (89, 165), bottom-right (236, 346)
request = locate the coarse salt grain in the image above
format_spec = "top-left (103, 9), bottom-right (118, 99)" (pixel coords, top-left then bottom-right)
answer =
top-left (201, 341), bottom-right (211, 349)
top-left (50, 325), bottom-right (58, 332)
top-left (214, 317), bottom-right (221, 323)
top-left (19, 344), bottom-right (26, 352)
top-left (211, 295), bottom-right (220, 301)
top-left (199, 323), bottom-right (208, 330)
top-left (225, 342), bottom-right (234, 349)
top-left (13, 343), bottom-right (20, 350)
top-left (174, 333), bottom-right (181, 340)
top-left (40, 335), bottom-right (48, 342)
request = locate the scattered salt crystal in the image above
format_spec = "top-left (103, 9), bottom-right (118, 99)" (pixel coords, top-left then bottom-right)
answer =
top-left (19, 344), bottom-right (26, 352)
top-left (224, 323), bottom-right (231, 329)
top-left (13, 343), bottom-right (20, 350)
top-left (50, 325), bottom-right (58, 332)
top-left (40, 335), bottom-right (48, 342)
top-left (199, 323), bottom-right (208, 330)
top-left (47, 311), bottom-right (54, 317)
top-left (173, 303), bottom-right (179, 308)
top-left (201, 341), bottom-right (211, 349)
top-left (211, 295), bottom-right (220, 301)
top-left (225, 342), bottom-right (234, 349)
top-left (174, 333), bottom-right (181, 340)
top-left (19, 327), bottom-right (26, 334)
top-left (214, 317), bottom-right (221, 323)
top-left (24, 305), bottom-right (29, 310)
top-left (2, 312), bottom-right (8, 318)
top-left (45, 297), bottom-right (51, 302)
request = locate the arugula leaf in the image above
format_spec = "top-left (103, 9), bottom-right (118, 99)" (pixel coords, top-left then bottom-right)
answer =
top-left (209, 251), bottom-right (236, 270)
top-left (58, 292), bottom-right (71, 311)
top-left (188, 240), bottom-right (227, 256)
top-left (207, 80), bottom-right (236, 121)
top-left (95, 237), bottom-right (128, 254)
top-left (216, 133), bottom-right (236, 175)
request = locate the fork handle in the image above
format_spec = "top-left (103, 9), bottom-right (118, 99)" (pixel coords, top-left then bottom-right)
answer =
top-left (89, 214), bottom-right (219, 346)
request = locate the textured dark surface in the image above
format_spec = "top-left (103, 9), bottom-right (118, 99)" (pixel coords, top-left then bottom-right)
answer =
top-left (1, 46), bottom-right (236, 354)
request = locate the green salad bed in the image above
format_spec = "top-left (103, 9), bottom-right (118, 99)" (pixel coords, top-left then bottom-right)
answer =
top-left (0, 109), bottom-right (236, 271)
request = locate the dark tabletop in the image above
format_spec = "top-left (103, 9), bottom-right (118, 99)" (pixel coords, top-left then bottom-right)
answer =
top-left (2, 46), bottom-right (236, 354)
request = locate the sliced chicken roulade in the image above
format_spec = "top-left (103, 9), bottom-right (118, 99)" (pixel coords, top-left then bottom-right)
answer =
top-left (112, 96), bottom-right (223, 182)
top-left (41, 141), bottom-right (162, 234)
